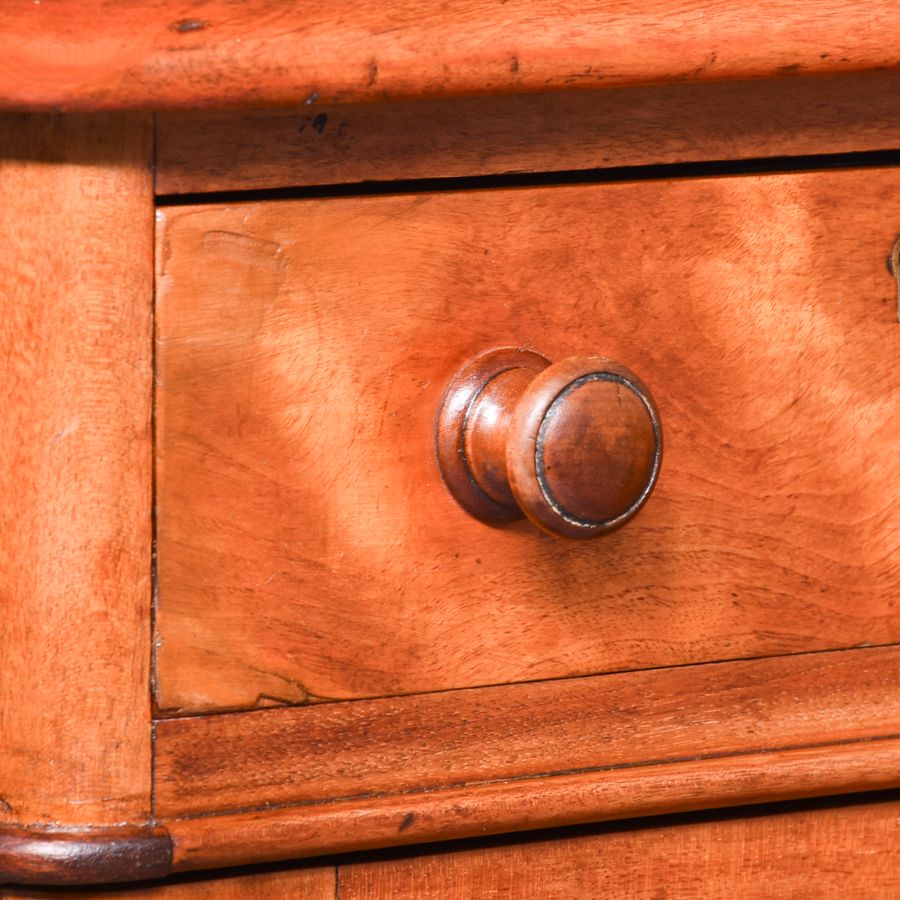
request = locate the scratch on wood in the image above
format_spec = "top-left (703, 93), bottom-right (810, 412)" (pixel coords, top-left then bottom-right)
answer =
top-left (48, 417), bottom-right (80, 446)
top-left (169, 19), bottom-right (208, 33)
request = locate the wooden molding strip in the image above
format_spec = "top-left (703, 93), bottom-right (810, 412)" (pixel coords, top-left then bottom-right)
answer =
top-left (0, 825), bottom-right (173, 886)
top-left (154, 647), bottom-right (900, 819)
top-left (166, 738), bottom-right (900, 872)
top-left (2, 2), bottom-right (900, 111)
top-left (155, 72), bottom-right (900, 196)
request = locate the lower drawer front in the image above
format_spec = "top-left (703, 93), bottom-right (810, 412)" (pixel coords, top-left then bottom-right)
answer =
top-left (155, 167), bottom-right (900, 715)
top-left (336, 797), bottom-right (900, 900)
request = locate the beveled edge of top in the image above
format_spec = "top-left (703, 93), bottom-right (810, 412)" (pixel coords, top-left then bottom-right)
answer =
top-left (1, 2), bottom-right (898, 111)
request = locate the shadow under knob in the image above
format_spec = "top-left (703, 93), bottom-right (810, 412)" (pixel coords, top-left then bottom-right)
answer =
top-left (435, 348), bottom-right (662, 538)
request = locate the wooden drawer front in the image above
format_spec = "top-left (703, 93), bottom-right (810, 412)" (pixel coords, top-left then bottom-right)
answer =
top-left (155, 168), bottom-right (900, 715)
top-left (336, 798), bottom-right (900, 900)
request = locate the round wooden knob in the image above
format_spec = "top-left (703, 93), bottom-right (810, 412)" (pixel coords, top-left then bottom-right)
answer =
top-left (436, 348), bottom-right (662, 538)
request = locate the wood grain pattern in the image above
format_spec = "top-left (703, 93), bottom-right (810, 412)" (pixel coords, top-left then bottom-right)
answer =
top-left (155, 168), bottom-right (900, 714)
top-left (154, 646), bottom-right (900, 819)
top-left (156, 72), bottom-right (900, 195)
top-left (0, 827), bottom-right (172, 886)
top-left (338, 797), bottom-right (900, 899)
top-left (1, 863), bottom-right (335, 898)
top-left (2, 2), bottom-right (900, 111)
top-left (0, 114), bottom-right (154, 826)
top-left (164, 738), bottom-right (900, 872)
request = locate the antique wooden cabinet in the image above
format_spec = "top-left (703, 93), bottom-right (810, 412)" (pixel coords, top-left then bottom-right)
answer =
top-left (2, 3), bottom-right (900, 897)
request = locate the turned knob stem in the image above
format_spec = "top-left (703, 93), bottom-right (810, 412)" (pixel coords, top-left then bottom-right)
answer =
top-left (436, 348), bottom-right (662, 539)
